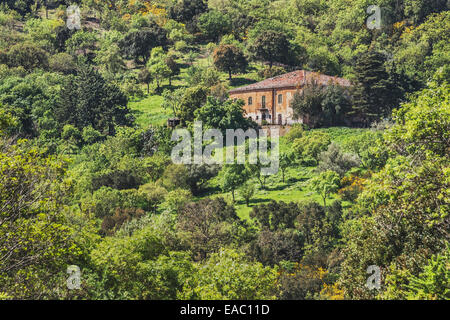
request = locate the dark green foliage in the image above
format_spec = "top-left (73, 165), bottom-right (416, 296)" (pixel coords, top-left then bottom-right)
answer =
top-left (351, 51), bottom-right (398, 126)
top-left (250, 201), bottom-right (299, 231)
top-left (185, 163), bottom-right (220, 195)
top-left (177, 197), bottom-right (240, 260)
top-left (119, 24), bottom-right (167, 64)
top-left (56, 66), bottom-right (131, 136)
top-left (168, 0), bottom-right (208, 33)
top-left (194, 96), bottom-right (257, 134)
top-left (6, 42), bottom-right (49, 71)
top-left (3, 0), bottom-right (35, 16)
top-left (252, 228), bottom-right (304, 266)
top-left (198, 10), bottom-right (232, 42)
top-left (213, 44), bottom-right (248, 81)
top-left (177, 85), bottom-right (209, 124)
top-left (248, 30), bottom-right (292, 68)
top-left (291, 81), bottom-right (352, 127)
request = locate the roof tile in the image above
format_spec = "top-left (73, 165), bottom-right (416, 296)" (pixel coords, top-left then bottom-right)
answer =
top-left (229, 70), bottom-right (351, 93)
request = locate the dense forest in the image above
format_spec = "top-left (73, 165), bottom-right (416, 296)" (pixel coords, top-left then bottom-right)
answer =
top-left (0, 0), bottom-right (448, 300)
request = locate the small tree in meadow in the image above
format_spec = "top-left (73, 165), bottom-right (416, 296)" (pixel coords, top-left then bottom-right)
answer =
top-left (240, 182), bottom-right (255, 207)
top-left (310, 170), bottom-right (340, 208)
top-left (279, 153), bottom-right (293, 183)
top-left (213, 44), bottom-right (248, 81)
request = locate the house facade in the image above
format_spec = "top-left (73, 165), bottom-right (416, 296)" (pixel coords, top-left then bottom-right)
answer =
top-left (229, 70), bottom-right (351, 126)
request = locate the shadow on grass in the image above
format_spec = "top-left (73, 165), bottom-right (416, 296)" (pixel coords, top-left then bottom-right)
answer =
top-left (247, 198), bottom-right (272, 206)
top-left (287, 176), bottom-right (308, 184)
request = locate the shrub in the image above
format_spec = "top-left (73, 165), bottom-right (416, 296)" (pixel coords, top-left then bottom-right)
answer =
top-left (257, 66), bottom-right (286, 80)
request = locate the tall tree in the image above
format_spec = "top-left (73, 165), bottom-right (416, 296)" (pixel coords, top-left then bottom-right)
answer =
top-left (146, 47), bottom-right (171, 93)
top-left (213, 44), bottom-right (248, 81)
top-left (248, 31), bottom-right (291, 69)
top-left (351, 51), bottom-right (395, 126)
top-left (119, 24), bottom-right (167, 65)
top-left (57, 66), bottom-right (131, 135)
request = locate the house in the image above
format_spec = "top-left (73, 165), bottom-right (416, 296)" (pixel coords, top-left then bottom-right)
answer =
top-left (228, 70), bottom-right (351, 126)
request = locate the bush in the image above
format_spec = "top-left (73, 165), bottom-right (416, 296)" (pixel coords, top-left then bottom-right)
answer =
top-left (284, 124), bottom-right (305, 142)
top-left (138, 182), bottom-right (168, 213)
top-left (338, 175), bottom-right (365, 202)
top-left (292, 131), bottom-right (331, 164)
top-left (160, 164), bottom-right (189, 191)
top-left (317, 143), bottom-right (361, 177)
top-left (257, 66), bottom-right (286, 80)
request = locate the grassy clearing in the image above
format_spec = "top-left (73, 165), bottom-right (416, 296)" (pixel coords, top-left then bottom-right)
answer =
top-left (128, 95), bottom-right (170, 128)
top-left (198, 129), bottom-right (365, 221)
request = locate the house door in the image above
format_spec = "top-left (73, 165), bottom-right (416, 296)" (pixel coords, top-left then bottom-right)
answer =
top-left (278, 114), bottom-right (282, 125)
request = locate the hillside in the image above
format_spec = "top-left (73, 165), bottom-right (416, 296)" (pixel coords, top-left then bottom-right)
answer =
top-left (0, 0), bottom-right (448, 302)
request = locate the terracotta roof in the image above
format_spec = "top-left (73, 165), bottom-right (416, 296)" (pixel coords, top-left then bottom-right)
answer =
top-left (229, 70), bottom-right (351, 94)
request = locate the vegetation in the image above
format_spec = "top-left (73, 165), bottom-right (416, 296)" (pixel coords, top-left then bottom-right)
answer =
top-left (0, 0), bottom-right (448, 301)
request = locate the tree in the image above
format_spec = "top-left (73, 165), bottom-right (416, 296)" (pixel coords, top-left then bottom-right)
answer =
top-left (292, 131), bottom-right (331, 164)
top-left (213, 44), bottom-right (248, 81)
top-left (198, 10), bottom-right (232, 42)
top-left (310, 170), bottom-right (340, 208)
top-left (383, 249), bottom-right (450, 300)
top-left (252, 228), bottom-right (304, 266)
top-left (95, 31), bottom-right (125, 75)
top-left (248, 31), bottom-right (291, 68)
top-left (178, 85), bottom-right (209, 124)
top-left (291, 79), bottom-right (324, 127)
top-left (339, 81), bottom-right (449, 299)
top-left (89, 217), bottom-right (193, 299)
top-left (146, 47), bottom-right (171, 92)
top-left (239, 182), bottom-right (255, 207)
top-left (65, 30), bottom-right (97, 57)
top-left (279, 152), bottom-right (293, 183)
top-left (317, 143), bottom-right (361, 177)
top-left (138, 68), bottom-right (152, 94)
top-left (250, 200), bottom-right (299, 232)
top-left (160, 163), bottom-right (189, 191)
top-left (220, 163), bottom-right (250, 202)
top-left (0, 138), bottom-right (79, 299)
top-left (167, 0), bottom-right (208, 33)
top-left (49, 52), bottom-right (77, 74)
top-left (165, 54), bottom-right (180, 86)
top-left (119, 24), bottom-right (167, 64)
top-left (180, 249), bottom-right (278, 300)
top-left (321, 84), bottom-right (353, 126)
top-left (162, 88), bottom-right (184, 118)
top-left (291, 81), bottom-right (352, 127)
top-left (177, 198), bottom-right (239, 260)
top-left (56, 66), bottom-right (131, 136)
top-left (194, 96), bottom-right (257, 134)
top-left (6, 42), bottom-right (49, 71)
top-left (3, 0), bottom-right (35, 16)
top-left (185, 164), bottom-right (220, 196)
top-left (351, 51), bottom-right (395, 126)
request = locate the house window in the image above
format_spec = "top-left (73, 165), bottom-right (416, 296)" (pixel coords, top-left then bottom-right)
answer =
top-left (248, 97), bottom-right (253, 105)
top-left (278, 94), bottom-right (283, 104)
top-left (256, 116), bottom-right (259, 120)
top-left (262, 96), bottom-right (266, 108)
